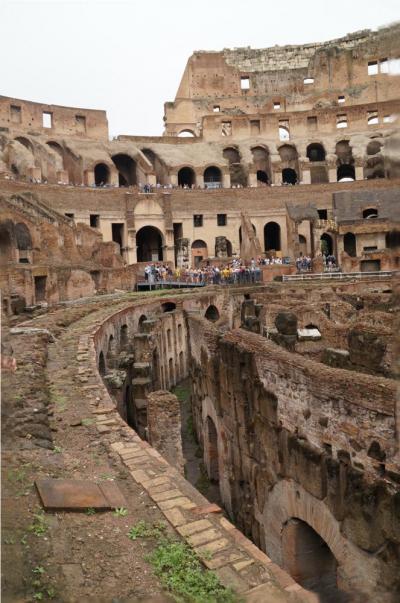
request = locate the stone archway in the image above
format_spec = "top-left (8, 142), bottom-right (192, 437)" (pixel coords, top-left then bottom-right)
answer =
top-left (136, 226), bottom-right (164, 262)
top-left (260, 480), bottom-right (379, 599)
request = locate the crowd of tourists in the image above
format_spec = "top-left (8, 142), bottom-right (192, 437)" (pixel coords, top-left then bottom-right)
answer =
top-left (295, 253), bottom-right (338, 272)
top-left (143, 259), bottom-right (262, 286)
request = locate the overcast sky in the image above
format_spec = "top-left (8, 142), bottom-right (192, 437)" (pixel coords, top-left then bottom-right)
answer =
top-left (1, 0), bottom-right (399, 137)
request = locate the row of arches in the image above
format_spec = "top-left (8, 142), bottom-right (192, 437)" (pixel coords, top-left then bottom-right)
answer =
top-left (7, 136), bottom-right (386, 186)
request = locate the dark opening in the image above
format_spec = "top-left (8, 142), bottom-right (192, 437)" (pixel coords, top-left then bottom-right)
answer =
top-left (98, 351), bottom-right (106, 376)
top-left (257, 170), bottom-right (269, 184)
top-left (282, 518), bottom-right (347, 602)
top-left (34, 276), bottom-right (47, 302)
top-left (120, 324), bottom-right (128, 348)
top-left (318, 209), bottom-right (328, 220)
top-left (178, 167), bottom-right (195, 187)
top-left (90, 214), bottom-right (100, 228)
top-left (90, 270), bottom-right (101, 288)
top-left (307, 143), bottom-right (326, 162)
top-left (15, 223), bottom-right (32, 263)
top-left (320, 233), bottom-right (333, 255)
top-left (112, 223), bottom-right (124, 254)
top-left (206, 416), bottom-right (219, 482)
top-left (344, 233), bottom-right (356, 257)
top-left (386, 230), bottom-right (400, 248)
top-left (161, 302), bottom-right (176, 313)
top-left (360, 259), bottom-right (381, 272)
top-left (111, 154), bottom-right (137, 186)
top-left (94, 163), bottom-right (110, 186)
top-left (0, 221), bottom-right (13, 262)
top-left (136, 226), bottom-right (163, 262)
top-left (282, 168), bottom-right (297, 184)
top-left (264, 222), bottom-right (281, 251)
top-left (205, 305), bottom-right (220, 322)
top-left (337, 164), bottom-right (355, 181)
top-left (125, 385), bottom-right (136, 429)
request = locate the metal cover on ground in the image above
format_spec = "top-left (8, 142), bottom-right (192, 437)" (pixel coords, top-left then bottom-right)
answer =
top-left (35, 479), bottom-right (126, 511)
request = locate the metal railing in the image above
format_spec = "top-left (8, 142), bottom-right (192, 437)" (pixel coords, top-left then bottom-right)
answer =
top-left (282, 271), bottom-right (394, 282)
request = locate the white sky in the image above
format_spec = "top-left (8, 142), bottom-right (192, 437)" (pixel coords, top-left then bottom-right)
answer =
top-left (1, 0), bottom-right (399, 137)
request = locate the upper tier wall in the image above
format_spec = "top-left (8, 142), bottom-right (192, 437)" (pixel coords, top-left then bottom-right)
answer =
top-left (0, 96), bottom-right (109, 141)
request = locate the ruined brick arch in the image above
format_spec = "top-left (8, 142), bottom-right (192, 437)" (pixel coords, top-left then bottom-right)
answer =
top-left (203, 165), bottom-right (222, 186)
top-left (204, 304), bottom-right (220, 322)
top-left (261, 479), bottom-right (379, 597)
top-left (0, 219), bottom-right (15, 262)
top-left (14, 136), bottom-right (34, 153)
top-left (223, 146), bottom-right (247, 187)
top-left (111, 153), bottom-right (137, 186)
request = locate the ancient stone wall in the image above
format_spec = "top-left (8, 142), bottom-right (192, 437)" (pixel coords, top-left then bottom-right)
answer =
top-left (187, 307), bottom-right (399, 601)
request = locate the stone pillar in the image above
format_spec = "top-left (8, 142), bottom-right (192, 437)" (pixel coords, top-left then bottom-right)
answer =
top-left (196, 172), bottom-right (204, 188)
top-left (355, 166), bottom-right (364, 180)
top-left (176, 238), bottom-right (190, 268)
top-left (248, 171), bottom-right (257, 187)
top-left (222, 171), bottom-right (231, 189)
top-left (147, 174), bottom-right (156, 186)
top-left (147, 390), bottom-right (184, 472)
top-left (328, 168), bottom-right (337, 183)
top-left (302, 169), bottom-right (311, 184)
top-left (109, 168), bottom-right (119, 187)
top-left (28, 167), bottom-right (42, 182)
top-left (56, 169), bottom-right (69, 184)
top-left (273, 170), bottom-right (281, 185)
top-left (170, 173), bottom-right (178, 187)
top-left (127, 230), bottom-right (137, 264)
top-left (84, 169), bottom-right (94, 186)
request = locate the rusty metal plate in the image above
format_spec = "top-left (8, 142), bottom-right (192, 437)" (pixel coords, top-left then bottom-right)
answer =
top-left (35, 479), bottom-right (126, 511)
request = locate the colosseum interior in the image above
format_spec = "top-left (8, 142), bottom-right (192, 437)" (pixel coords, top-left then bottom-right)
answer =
top-left (1, 20), bottom-right (400, 603)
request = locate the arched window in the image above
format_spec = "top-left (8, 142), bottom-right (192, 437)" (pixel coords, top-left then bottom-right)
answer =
top-left (264, 222), bottom-right (281, 251)
top-left (279, 126), bottom-right (290, 141)
top-left (178, 167), bottom-right (195, 187)
top-left (136, 226), bottom-right (163, 262)
top-left (191, 240), bottom-right (208, 267)
top-left (111, 154), bottom-right (136, 186)
top-left (161, 302), bottom-right (176, 313)
top-left (307, 143), bottom-right (326, 162)
top-left (363, 208), bottom-right (378, 219)
top-left (204, 166), bottom-right (222, 188)
top-left (94, 163), bottom-right (110, 186)
top-left (120, 324), bottom-right (128, 348)
top-left (14, 137), bottom-right (34, 152)
top-left (178, 130), bottom-right (195, 137)
top-left (344, 232), bottom-right (356, 257)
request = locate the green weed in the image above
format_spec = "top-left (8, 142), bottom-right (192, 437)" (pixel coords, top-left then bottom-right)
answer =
top-left (127, 520), bottom-right (166, 540)
top-left (85, 507), bottom-right (96, 516)
top-left (113, 507), bottom-right (128, 517)
top-left (28, 512), bottom-right (48, 537)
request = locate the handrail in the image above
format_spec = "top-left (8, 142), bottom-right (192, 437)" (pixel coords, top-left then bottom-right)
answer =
top-left (282, 271), bottom-right (394, 281)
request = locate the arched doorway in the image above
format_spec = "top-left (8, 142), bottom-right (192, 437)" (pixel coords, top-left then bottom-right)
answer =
top-left (264, 222), bottom-right (281, 251)
top-left (206, 416), bottom-right (219, 481)
top-left (343, 233), bottom-right (356, 257)
top-left (298, 235), bottom-right (307, 256)
top-left (204, 166), bottom-right (222, 188)
top-left (111, 154), bottom-right (137, 186)
top-left (191, 239), bottom-right (208, 267)
top-left (252, 146), bottom-right (271, 185)
top-left (94, 163), bottom-right (110, 186)
top-left (136, 226), bottom-right (163, 262)
top-left (178, 167), bottom-right (195, 187)
top-left (282, 168), bottom-right (297, 185)
top-left (205, 305), bottom-right (220, 322)
top-left (320, 233), bottom-right (333, 256)
top-left (282, 518), bottom-right (347, 602)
